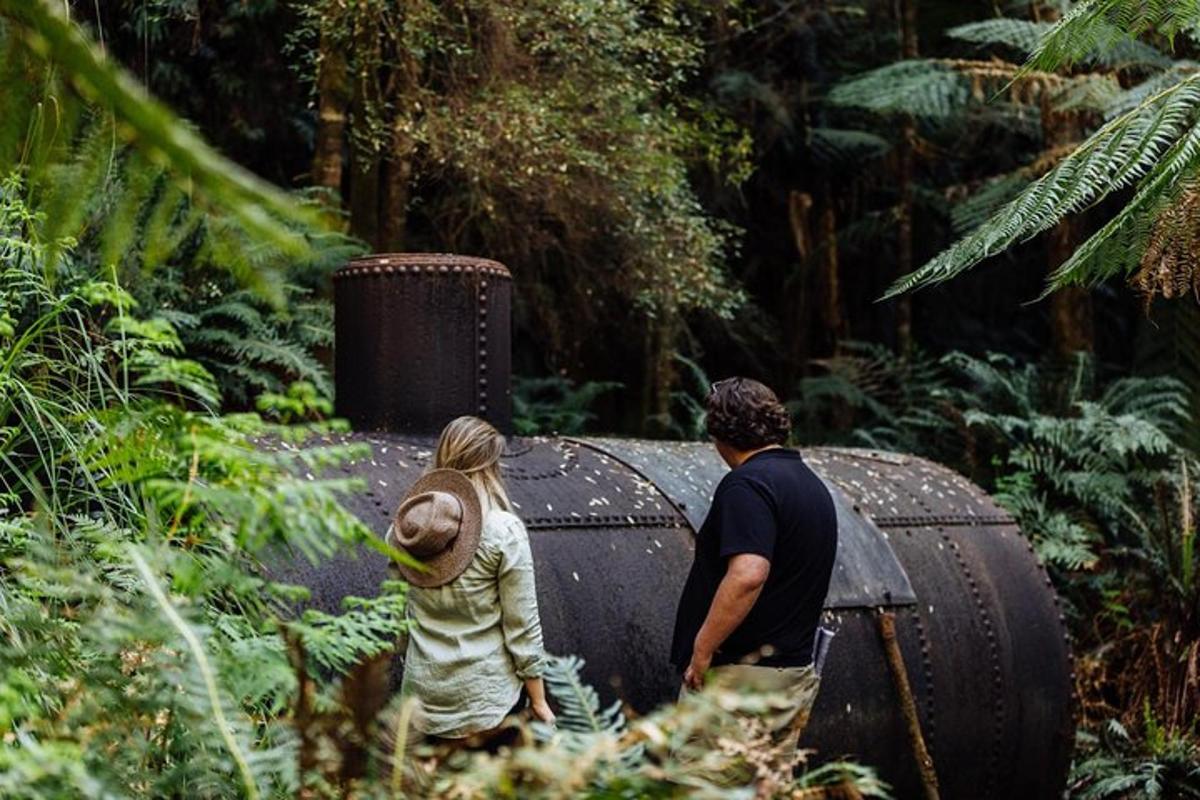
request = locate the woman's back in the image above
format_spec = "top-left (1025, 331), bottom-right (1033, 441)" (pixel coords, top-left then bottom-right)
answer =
top-left (402, 508), bottom-right (545, 737)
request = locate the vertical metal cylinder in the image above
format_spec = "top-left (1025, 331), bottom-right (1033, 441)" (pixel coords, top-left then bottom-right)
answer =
top-left (333, 253), bottom-right (512, 434)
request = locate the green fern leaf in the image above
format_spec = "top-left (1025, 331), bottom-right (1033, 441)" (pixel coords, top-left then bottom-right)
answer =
top-left (828, 60), bottom-right (970, 119)
top-left (948, 19), bottom-right (1055, 57)
top-left (1024, 0), bottom-right (1200, 73)
top-left (888, 73), bottom-right (1200, 297)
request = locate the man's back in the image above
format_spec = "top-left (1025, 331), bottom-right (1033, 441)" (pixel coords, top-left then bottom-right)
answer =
top-left (671, 448), bottom-right (838, 668)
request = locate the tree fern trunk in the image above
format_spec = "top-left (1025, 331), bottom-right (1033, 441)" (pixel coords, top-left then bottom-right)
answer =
top-left (348, 146), bottom-right (381, 249)
top-left (641, 314), bottom-right (680, 436)
top-left (347, 15), bottom-right (383, 247)
top-left (786, 189), bottom-right (814, 388)
top-left (1042, 99), bottom-right (1094, 358)
top-left (894, 0), bottom-right (918, 355)
top-left (311, 24), bottom-right (351, 196)
top-left (816, 192), bottom-right (845, 356)
top-left (379, 125), bottom-right (413, 252)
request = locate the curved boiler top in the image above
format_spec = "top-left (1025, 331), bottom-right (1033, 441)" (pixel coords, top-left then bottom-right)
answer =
top-left (266, 433), bottom-right (1076, 800)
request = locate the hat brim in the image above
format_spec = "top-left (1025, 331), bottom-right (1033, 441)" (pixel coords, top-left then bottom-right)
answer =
top-left (388, 469), bottom-right (483, 588)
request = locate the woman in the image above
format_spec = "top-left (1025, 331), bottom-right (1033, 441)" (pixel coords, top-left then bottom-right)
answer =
top-left (388, 415), bottom-right (555, 740)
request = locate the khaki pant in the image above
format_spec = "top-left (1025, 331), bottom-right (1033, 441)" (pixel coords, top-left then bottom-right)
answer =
top-left (708, 663), bottom-right (821, 753)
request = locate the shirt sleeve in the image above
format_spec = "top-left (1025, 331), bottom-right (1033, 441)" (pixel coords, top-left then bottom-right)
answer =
top-left (714, 479), bottom-right (777, 561)
top-left (496, 516), bottom-right (548, 679)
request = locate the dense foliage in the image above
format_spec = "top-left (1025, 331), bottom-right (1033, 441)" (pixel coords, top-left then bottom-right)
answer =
top-left (4, 0), bottom-right (1200, 797)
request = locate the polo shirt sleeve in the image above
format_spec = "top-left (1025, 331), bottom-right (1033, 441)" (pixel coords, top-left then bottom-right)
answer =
top-left (714, 479), bottom-right (777, 561)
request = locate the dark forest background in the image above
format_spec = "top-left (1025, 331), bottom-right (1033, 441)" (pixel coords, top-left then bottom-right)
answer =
top-left (70, 0), bottom-right (1184, 435)
top-left (4, 1), bottom-right (1200, 796)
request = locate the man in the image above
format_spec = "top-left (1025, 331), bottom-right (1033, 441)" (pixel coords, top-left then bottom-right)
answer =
top-left (670, 376), bottom-right (838, 750)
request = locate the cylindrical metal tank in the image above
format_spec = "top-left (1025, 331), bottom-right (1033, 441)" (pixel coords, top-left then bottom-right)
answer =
top-left (271, 254), bottom-right (1076, 799)
top-left (334, 253), bottom-right (513, 433)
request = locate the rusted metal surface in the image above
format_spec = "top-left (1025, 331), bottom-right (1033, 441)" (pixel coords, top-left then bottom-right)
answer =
top-left (270, 432), bottom-right (1074, 798)
top-left (303, 250), bottom-right (1076, 797)
top-left (333, 254), bottom-right (512, 434)
top-left (804, 447), bottom-right (1012, 526)
top-left (574, 438), bottom-right (917, 609)
top-left (266, 432), bottom-right (692, 709)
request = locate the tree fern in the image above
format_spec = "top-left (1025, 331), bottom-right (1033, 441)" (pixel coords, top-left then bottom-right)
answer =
top-left (951, 17), bottom-right (1172, 70)
top-left (828, 60), bottom-right (970, 119)
top-left (143, 276), bottom-right (335, 408)
top-left (1025, 0), bottom-right (1200, 74)
top-left (808, 127), bottom-right (892, 166)
top-left (0, 2), bottom-right (340, 308)
top-left (512, 376), bottom-right (621, 436)
top-left (0, 0), bottom-right (320, 253)
top-left (948, 19), bottom-right (1056, 57)
top-left (1135, 300), bottom-right (1200, 451)
top-left (886, 73), bottom-right (1200, 297)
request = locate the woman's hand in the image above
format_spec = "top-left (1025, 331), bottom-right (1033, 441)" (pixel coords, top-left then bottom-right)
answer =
top-left (524, 677), bottom-right (557, 727)
top-left (531, 698), bottom-right (557, 727)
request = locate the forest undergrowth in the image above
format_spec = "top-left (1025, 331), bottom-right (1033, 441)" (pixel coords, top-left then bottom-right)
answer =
top-left (5, 0), bottom-right (1200, 797)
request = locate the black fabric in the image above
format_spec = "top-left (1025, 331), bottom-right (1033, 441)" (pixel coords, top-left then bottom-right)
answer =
top-left (670, 448), bottom-right (838, 669)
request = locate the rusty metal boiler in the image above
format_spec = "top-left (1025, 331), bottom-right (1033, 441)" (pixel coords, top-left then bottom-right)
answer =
top-left (269, 253), bottom-right (1076, 799)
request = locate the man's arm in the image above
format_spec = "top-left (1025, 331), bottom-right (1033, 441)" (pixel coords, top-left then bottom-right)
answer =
top-left (683, 553), bottom-right (771, 690)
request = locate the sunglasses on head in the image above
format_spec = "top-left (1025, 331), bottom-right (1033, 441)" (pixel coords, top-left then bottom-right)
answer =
top-left (709, 376), bottom-right (744, 394)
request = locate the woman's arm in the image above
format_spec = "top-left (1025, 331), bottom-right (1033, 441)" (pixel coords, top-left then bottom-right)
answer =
top-left (497, 517), bottom-right (554, 724)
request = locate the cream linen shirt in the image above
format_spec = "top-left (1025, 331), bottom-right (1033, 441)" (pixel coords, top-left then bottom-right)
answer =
top-left (396, 507), bottom-right (547, 737)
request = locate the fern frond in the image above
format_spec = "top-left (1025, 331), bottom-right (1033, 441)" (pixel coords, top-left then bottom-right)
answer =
top-left (541, 655), bottom-right (626, 739)
top-left (948, 19), bottom-right (1055, 57)
top-left (808, 127), bottom-right (891, 165)
top-left (1105, 63), bottom-right (1200, 118)
top-left (951, 172), bottom-right (1032, 234)
top-left (1024, 0), bottom-right (1200, 73)
top-left (0, 0), bottom-right (319, 255)
top-left (711, 69), bottom-right (793, 131)
top-left (828, 60), bottom-right (970, 119)
top-left (1046, 123), bottom-right (1200, 292)
top-left (129, 546), bottom-right (262, 800)
top-left (1053, 73), bottom-right (1124, 114)
top-left (889, 73), bottom-right (1200, 297)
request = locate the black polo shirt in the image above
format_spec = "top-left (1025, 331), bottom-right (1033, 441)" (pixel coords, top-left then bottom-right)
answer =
top-left (670, 448), bottom-right (837, 668)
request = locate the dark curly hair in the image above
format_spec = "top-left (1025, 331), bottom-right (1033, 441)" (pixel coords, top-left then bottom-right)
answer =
top-left (705, 377), bottom-right (791, 451)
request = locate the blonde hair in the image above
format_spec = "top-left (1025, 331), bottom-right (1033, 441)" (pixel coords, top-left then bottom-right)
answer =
top-left (433, 416), bottom-right (513, 513)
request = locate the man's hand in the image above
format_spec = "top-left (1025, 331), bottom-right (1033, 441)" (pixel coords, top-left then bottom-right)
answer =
top-left (684, 554), bottom-right (769, 692)
top-left (683, 647), bottom-right (712, 691)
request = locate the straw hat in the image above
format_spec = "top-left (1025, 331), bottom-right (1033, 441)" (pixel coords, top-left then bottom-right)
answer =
top-left (387, 469), bottom-right (482, 588)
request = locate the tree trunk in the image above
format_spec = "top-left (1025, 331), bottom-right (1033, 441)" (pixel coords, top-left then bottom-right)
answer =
top-left (311, 24), bottom-right (351, 195)
top-left (785, 186), bottom-right (844, 385)
top-left (379, 122), bottom-right (414, 252)
top-left (1042, 98), bottom-right (1094, 358)
top-left (348, 145), bottom-right (381, 248)
top-left (786, 189), bottom-right (815, 387)
top-left (894, 0), bottom-right (918, 354)
top-left (815, 190), bottom-right (845, 357)
top-left (641, 314), bottom-right (680, 437)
